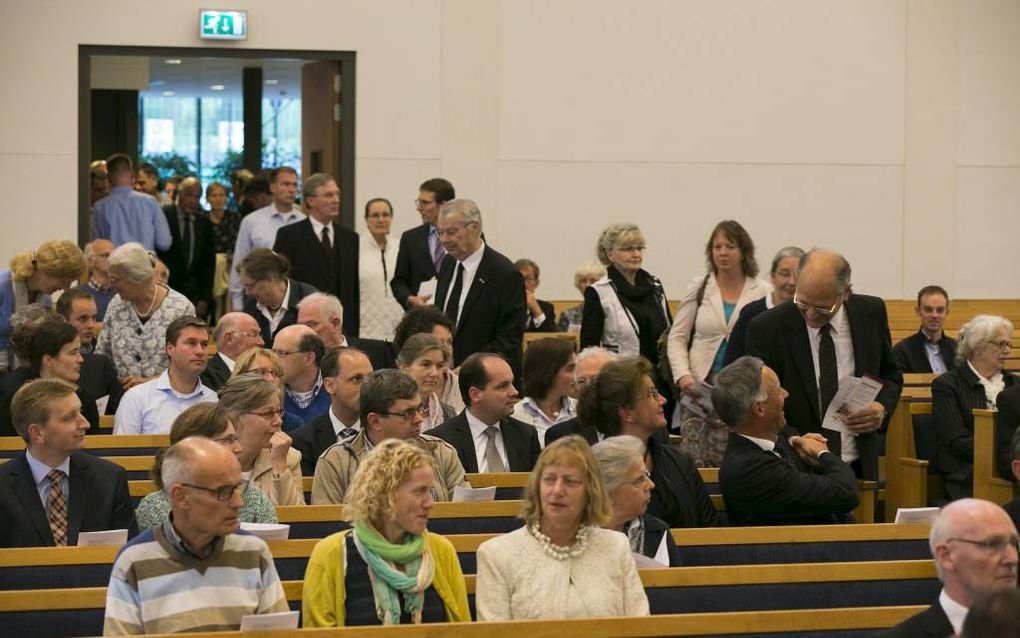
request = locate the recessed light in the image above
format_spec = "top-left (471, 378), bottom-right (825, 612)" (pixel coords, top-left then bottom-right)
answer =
top-left (149, 80), bottom-right (165, 87)
top-left (165, 59), bottom-right (182, 65)
top-left (265, 79), bottom-right (278, 85)
top-left (209, 84), bottom-right (225, 91)
top-left (162, 91), bottom-right (175, 97)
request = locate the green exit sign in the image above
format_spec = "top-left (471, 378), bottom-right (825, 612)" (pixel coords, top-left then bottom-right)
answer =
top-left (199, 10), bottom-right (247, 40)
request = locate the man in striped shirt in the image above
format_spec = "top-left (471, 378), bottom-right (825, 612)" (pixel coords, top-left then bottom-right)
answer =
top-left (104, 437), bottom-right (288, 634)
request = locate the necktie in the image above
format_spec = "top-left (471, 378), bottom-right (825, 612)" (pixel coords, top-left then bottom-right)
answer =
top-left (483, 427), bottom-right (506, 472)
top-left (818, 323), bottom-right (842, 456)
top-left (321, 225), bottom-right (332, 250)
top-left (446, 264), bottom-right (465, 326)
top-left (431, 228), bottom-right (446, 273)
top-left (774, 441), bottom-right (799, 471)
top-left (337, 427), bottom-right (358, 442)
top-left (182, 215), bottom-right (193, 268)
top-left (47, 469), bottom-right (68, 546)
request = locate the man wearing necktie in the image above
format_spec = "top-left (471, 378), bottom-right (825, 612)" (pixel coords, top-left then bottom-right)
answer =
top-left (158, 177), bottom-right (216, 319)
top-left (391, 178), bottom-right (457, 309)
top-left (745, 249), bottom-right (902, 481)
top-left (0, 378), bottom-right (136, 547)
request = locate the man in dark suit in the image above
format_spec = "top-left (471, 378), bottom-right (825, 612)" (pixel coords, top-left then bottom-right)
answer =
top-left (391, 177), bottom-right (456, 309)
top-left (1004, 428), bottom-right (1020, 532)
top-left (433, 199), bottom-right (527, 374)
top-left (545, 346), bottom-right (616, 446)
top-left (886, 498), bottom-right (1018, 637)
top-left (431, 353), bottom-right (540, 473)
top-left (515, 258), bottom-right (557, 332)
top-left (273, 173), bottom-right (360, 338)
top-left (893, 285), bottom-right (957, 374)
top-left (745, 249), bottom-right (902, 481)
top-left (55, 288), bottom-right (123, 415)
top-left (0, 378), bottom-right (136, 547)
top-left (200, 312), bottom-right (264, 391)
top-left (713, 356), bottom-right (858, 526)
top-left (296, 292), bottom-right (395, 371)
top-left (156, 177), bottom-right (216, 319)
top-left (291, 347), bottom-right (373, 476)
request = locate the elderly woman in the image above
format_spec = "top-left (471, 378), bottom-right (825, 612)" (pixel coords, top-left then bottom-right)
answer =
top-left (476, 435), bottom-right (648, 620)
top-left (302, 438), bottom-right (470, 626)
top-left (579, 356), bottom-right (718, 528)
top-left (237, 248), bottom-right (317, 345)
top-left (95, 242), bottom-right (194, 387)
top-left (232, 347), bottom-right (305, 433)
top-left (512, 337), bottom-right (578, 445)
top-left (558, 261), bottom-right (606, 333)
top-left (932, 314), bottom-right (1017, 500)
top-left (134, 403), bottom-right (278, 531)
top-left (397, 333), bottom-right (455, 432)
top-left (581, 224), bottom-right (671, 370)
top-left (592, 435), bottom-right (682, 567)
top-left (723, 246), bottom-right (805, 367)
top-left (666, 220), bottom-right (768, 466)
top-left (393, 306), bottom-right (463, 412)
top-left (0, 239), bottom-right (85, 372)
top-left (218, 374), bottom-right (304, 506)
top-left (359, 197), bottom-right (404, 341)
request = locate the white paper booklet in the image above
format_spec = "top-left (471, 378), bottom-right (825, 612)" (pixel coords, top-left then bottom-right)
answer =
top-left (821, 375), bottom-right (884, 435)
top-left (894, 507), bottom-right (940, 525)
top-left (452, 485), bottom-right (497, 502)
top-left (239, 522), bottom-right (291, 541)
top-left (239, 610), bottom-right (299, 631)
top-left (77, 529), bottom-right (129, 546)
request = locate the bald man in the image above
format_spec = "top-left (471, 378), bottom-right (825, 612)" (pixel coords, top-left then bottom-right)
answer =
top-left (201, 312), bottom-right (264, 391)
top-left (745, 249), bottom-right (902, 481)
top-left (157, 176), bottom-right (216, 319)
top-left (273, 324), bottom-right (330, 425)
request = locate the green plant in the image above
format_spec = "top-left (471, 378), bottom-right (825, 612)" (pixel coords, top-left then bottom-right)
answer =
top-left (140, 152), bottom-right (197, 179)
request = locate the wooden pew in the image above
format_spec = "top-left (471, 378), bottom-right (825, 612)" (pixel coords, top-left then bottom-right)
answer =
top-left (523, 332), bottom-right (579, 352)
top-left (973, 408), bottom-right (1016, 504)
top-left (883, 397), bottom-right (930, 519)
top-left (0, 434), bottom-right (168, 459)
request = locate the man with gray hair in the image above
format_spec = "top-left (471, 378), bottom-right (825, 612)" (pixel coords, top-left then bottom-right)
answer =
top-left (103, 437), bottom-right (288, 634)
top-left (200, 312), bottom-right (264, 391)
top-left (886, 498), bottom-right (1018, 637)
top-left (295, 292), bottom-right (394, 371)
top-left (745, 248), bottom-right (902, 482)
top-left (434, 198), bottom-right (526, 374)
top-left (545, 346), bottom-right (617, 445)
top-left (714, 356), bottom-right (858, 526)
top-left (157, 176), bottom-right (216, 319)
top-left (274, 172), bottom-right (361, 337)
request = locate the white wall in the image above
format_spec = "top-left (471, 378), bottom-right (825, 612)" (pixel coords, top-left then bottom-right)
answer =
top-left (1, 0), bottom-right (1017, 300)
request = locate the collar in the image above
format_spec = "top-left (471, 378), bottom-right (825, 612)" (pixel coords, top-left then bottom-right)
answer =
top-left (88, 277), bottom-right (112, 293)
top-left (111, 185), bottom-right (134, 195)
top-left (258, 279), bottom-right (292, 314)
top-left (271, 204), bottom-right (300, 221)
top-left (806, 304), bottom-right (849, 338)
top-left (286, 371), bottom-right (324, 399)
top-left (25, 449), bottom-right (71, 486)
top-left (736, 433), bottom-right (777, 452)
top-left (155, 369), bottom-right (209, 399)
top-left (919, 328), bottom-right (945, 345)
top-left (328, 407), bottom-right (359, 436)
top-left (458, 242), bottom-right (486, 270)
top-left (765, 293), bottom-right (777, 310)
top-left (466, 408), bottom-right (499, 436)
top-left (518, 396), bottom-right (576, 421)
top-left (938, 588), bottom-right (969, 636)
top-left (966, 359), bottom-right (1002, 385)
top-left (161, 515), bottom-right (220, 560)
top-left (218, 351), bottom-right (236, 371)
top-left (308, 215), bottom-right (331, 237)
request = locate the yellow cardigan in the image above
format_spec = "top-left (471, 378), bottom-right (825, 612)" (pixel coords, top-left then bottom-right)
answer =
top-left (302, 529), bottom-right (471, 626)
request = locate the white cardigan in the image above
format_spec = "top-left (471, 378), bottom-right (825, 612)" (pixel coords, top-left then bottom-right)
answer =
top-left (666, 274), bottom-right (769, 383)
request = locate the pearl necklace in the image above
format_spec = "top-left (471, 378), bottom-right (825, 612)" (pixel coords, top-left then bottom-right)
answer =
top-left (528, 523), bottom-right (591, 561)
top-left (134, 285), bottom-right (160, 318)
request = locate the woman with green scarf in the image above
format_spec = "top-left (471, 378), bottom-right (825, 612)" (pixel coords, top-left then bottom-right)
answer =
top-left (302, 438), bottom-right (470, 626)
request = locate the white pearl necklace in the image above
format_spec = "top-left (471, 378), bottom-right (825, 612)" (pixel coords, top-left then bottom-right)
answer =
top-left (528, 523), bottom-right (591, 561)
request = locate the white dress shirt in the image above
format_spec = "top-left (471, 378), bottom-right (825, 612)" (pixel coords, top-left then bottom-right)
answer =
top-left (806, 306), bottom-right (858, 463)
top-left (444, 242), bottom-right (486, 325)
top-left (938, 588), bottom-right (969, 636)
top-left (466, 408), bottom-right (509, 472)
top-left (327, 407), bottom-right (360, 441)
top-left (218, 351), bottom-right (235, 372)
top-left (257, 279), bottom-right (292, 336)
top-left (511, 396), bottom-right (577, 448)
top-left (308, 216), bottom-right (331, 247)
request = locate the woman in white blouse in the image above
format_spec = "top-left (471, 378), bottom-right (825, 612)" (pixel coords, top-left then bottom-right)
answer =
top-left (475, 436), bottom-right (649, 620)
top-left (512, 337), bottom-right (577, 445)
top-left (358, 198), bottom-right (403, 341)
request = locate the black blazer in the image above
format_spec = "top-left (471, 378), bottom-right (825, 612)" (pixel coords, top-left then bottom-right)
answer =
top-left (640, 514), bottom-right (684, 567)
top-left (0, 452), bottom-right (137, 547)
top-left (242, 278), bottom-right (318, 346)
top-left (722, 296), bottom-right (768, 367)
top-left (544, 416), bottom-right (600, 447)
top-left (996, 384), bottom-right (1020, 481)
top-left (745, 295), bottom-right (903, 481)
top-left (434, 245), bottom-right (527, 373)
top-left (0, 368), bottom-right (100, 437)
top-left (644, 434), bottom-right (720, 528)
top-left (348, 336), bottom-right (397, 372)
top-left (291, 413), bottom-right (345, 477)
top-left (273, 218), bottom-right (360, 338)
top-left (893, 330), bottom-right (958, 374)
top-left (429, 411), bottom-right (540, 473)
top-left (390, 224), bottom-right (437, 309)
top-left (157, 206), bottom-right (216, 311)
top-left (199, 352), bottom-right (233, 392)
top-left (719, 433), bottom-right (859, 526)
top-left (79, 352), bottom-right (123, 415)
top-left (526, 299), bottom-right (557, 332)
top-left (884, 601), bottom-right (953, 638)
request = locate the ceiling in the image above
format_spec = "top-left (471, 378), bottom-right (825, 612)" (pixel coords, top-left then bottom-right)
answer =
top-left (140, 56), bottom-right (304, 99)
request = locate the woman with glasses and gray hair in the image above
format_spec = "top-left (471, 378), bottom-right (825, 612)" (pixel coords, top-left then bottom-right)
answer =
top-left (932, 314), bottom-right (1017, 500)
top-left (135, 403), bottom-right (278, 531)
top-left (591, 435), bottom-right (682, 566)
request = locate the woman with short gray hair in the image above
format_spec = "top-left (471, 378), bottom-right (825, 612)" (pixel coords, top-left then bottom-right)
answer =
top-left (558, 261), bottom-right (607, 333)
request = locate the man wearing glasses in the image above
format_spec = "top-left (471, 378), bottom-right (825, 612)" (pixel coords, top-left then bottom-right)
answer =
top-left (201, 312), bottom-right (264, 391)
top-left (746, 249), bottom-right (902, 481)
top-left (104, 437), bottom-right (288, 634)
top-left (391, 177), bottom-right (457, 309)
top-left (886, 498), bottom-right (1018, 637)
top-left (272, 324), bottom-right (329, 426)
top-left (311, 369), bottom-right (467, 504)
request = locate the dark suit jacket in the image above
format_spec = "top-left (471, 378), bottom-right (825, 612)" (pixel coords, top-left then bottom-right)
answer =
top-left (434, 245), bottom-right (527, 373)
top-left (644, 434), bottom-right (720, 528)
top-left (893, 329), bottom-right (958, 374)
top-left (722, 296), bottom-right (768, 367)
top-left (157, 206), bottom-right (216, 312)
top-left (1005, 497), bottom-right (1020, 535)
top-left (995, 384), bottom-right (1020, 482)
top-left (0, 368), bottom-right (100, 437)
top-left (884, 601), bottom-right (953, 638)
top-left (291, 412), bottom-right (345, 477)
top-left (429, 411), bottom-right (540, 473)
top-left (273, 218), bottom-right (360, 338)
top-left (720, 433), bottom-right (859, 526)
top-left (391, 224), bottom-right (437, 309)
top-left (745, 295), bottom-right (903, 481)
top-left (526, 299), bottom-right (557, 332)
top-left (199, 352), bottom-right (232, 392)
top-left (348, 337), bottom-right (397, 371)
top-left (242, 278), bottom-right (318, 346)
top-left (79, 352), bottom-right (123, 415)
top-left (544, 416), bottom-right (600, 446)
top-left (0, 451), bottom-right (137, 547)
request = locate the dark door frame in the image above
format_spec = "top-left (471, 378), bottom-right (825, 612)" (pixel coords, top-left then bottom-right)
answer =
top-left (78, 44), bottom-right (356, 246)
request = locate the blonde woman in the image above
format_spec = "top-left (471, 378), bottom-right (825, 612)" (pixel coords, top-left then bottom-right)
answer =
top-left (231, 347), bottom-right (304, 433)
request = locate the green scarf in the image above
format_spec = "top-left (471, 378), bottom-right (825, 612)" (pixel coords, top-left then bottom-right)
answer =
top-left (352, 520), bottom-right (435, 625)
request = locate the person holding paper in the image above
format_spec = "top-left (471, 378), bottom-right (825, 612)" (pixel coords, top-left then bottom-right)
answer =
top-left (0, 378), bottom-right (136, 548)
top-left (312, 370), bottom-right (467, 504)
top-left (303, 438), bottom-right (470, 626)
top-left (104, 437), bottom-right (288, 634)
top-left (745, 249), bottom-right (902, 481)
top-left (391, 178), bottom-right (456, 309)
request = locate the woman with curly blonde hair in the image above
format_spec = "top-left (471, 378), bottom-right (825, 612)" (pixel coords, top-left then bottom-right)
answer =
top-left (0, 240), bottom-right (86, 371)
top-left (302, 438), bottom-right (469, 627)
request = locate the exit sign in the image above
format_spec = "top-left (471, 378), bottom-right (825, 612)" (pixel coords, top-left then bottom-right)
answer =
top-left (199, 10), bottom-right (247, 40)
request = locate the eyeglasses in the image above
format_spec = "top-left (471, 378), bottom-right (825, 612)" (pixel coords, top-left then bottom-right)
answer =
top-left (213, 434), bottom-right (239, 445)
top-left (414, 199), bottom-right (436, 207)
top-left (643, 388), bottom-right (662, 401)
top-left (626, 470), bottom-right (653, 488)
top-left (273, 349), bottom-right (305, 358)
top-left (947, 536), bottom-right (1020, 554)
top-left (615, 245), bottom-right (646, 254)
top-left (437, 222), bottom-right (476, 238)
top-left (379, 407), bottom-right (423, 422)
top-left (989, 340), bottom-right (1013, 352)
top-left (180, 481), bottom-right (247, 501)
top-left (230, 329), bottom-right (262, 339)
top-left (250, 367), bottom-right (283, 378)
top-left (248, 407), bottom-right (284, 420)
top-left (792, 291), bottom-right (841, 316)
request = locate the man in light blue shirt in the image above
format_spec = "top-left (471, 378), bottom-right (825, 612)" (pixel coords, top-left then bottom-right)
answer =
top-left (91, 154), bottom-right (172, 252)
top-left (229, 167), bottom-right (303, 308)
top-left (113, 316), bottom-right (218, 434)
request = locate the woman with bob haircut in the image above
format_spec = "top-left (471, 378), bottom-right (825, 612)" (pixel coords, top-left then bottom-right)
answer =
top-left (397, 333), bottom-right (456, 432)
top-left (475, 435), bottom-right (649, 620)
top-left (231, 347), bottom-right (305, 433)
top-left (302, 438), bottom-right (470, 627)
top-left (512, 337), bottom-right (578, 445)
